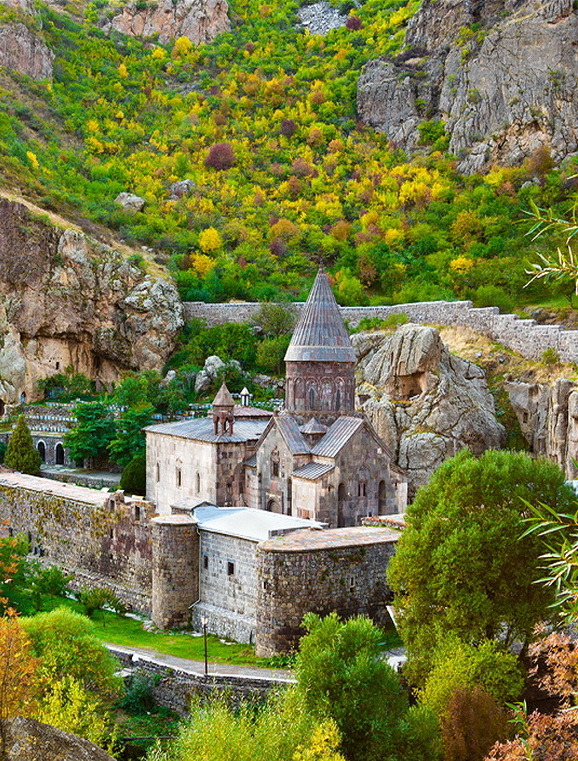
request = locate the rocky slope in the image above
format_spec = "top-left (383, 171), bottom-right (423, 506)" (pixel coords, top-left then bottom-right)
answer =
top-left (1, 717), bottom-right (115, 761)
top-left (358, 0), bottom-right (578, 172)
top-left (354, 323), bottom-right (505, 494)
top-left (0, 0), bottom-right (53, 79)
top-left (0, 197), bottom-right (183, 407)
top-left (105, 0), bottom-right (230, 45)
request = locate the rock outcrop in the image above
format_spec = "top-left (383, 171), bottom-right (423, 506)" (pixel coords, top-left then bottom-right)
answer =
top-left (0, 197), bottom-right (184, 407)
top-left (106, 0), bottom-right (229, 45)
top-left (506, 378), bottom-right (578, 479)
top-left (0, 0), bottom-right (53, 79)
top-left (1, 717), bottom-right (115, 761)
top-left (358, 0), bottom-right (578, 172)
top-left (354, 324), bottom-right (505, 494)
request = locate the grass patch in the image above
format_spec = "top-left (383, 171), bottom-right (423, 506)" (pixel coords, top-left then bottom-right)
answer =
top-left (41, 596), bottom-right (262, 666)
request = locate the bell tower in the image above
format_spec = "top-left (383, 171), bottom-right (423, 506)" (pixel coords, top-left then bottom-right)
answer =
top-left (212, 383), bottom-right (235, 435)
top-left (284, 269), bottom-right (356, 424)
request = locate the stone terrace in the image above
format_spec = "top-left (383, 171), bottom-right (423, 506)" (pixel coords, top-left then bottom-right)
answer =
top-left (258, 525), bottom-right (400, 551)
top-left (0, 469), bottom-right (108, 506)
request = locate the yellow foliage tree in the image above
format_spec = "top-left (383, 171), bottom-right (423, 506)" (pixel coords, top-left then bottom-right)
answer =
top-left (191, 252), bottom-right (216, 276)
top-left (0, 616), bottom-right (39, 722)
top-left (172, 35), bottom-right (193, 58)
top-left (293, 721), bottom-right (346, 761)
top-left (198, 227), bottom-right (223, 253)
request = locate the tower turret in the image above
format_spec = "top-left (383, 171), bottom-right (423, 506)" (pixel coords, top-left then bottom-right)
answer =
top-left (284, 269), bottom-right (356, 423)
top-left (212, 383), bottom-right (235, 435)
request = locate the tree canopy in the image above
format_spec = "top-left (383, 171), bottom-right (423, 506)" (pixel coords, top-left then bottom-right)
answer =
top-left (387, 449), bottom-right (576, 683)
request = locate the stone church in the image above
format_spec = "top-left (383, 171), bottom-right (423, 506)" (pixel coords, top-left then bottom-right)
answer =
top-left (145, 269), bottom-right (407, 526)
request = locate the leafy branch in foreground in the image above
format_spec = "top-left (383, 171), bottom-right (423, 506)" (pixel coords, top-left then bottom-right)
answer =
top-left (522, 492), bottom-right (578, 623)
top-left (524, 201), bottom-right (578, 294)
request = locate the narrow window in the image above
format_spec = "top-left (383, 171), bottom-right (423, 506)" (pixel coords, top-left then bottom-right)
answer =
top-left (176, 467), bottom-right (182, 487)
top-left (196, 472), bottom-right (201, 494)
top-left (309, 387), bottom-right (315, 408)
top-left (203, 555), bottom-right (209, 570)
top-left (156, 462), bottom-right (160, 482)
top-left (227, 561), bottom-right (235, 577)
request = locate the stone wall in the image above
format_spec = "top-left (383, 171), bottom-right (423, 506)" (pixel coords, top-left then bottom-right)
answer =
top-left (255, 527), bottom-right (398, 656)
top-left (109, 647), bottom-right (290, 716)
top-left (192, 532), bottom-right (260, 644)
top-left (0, 471), bottom-right (153, 613)
top-left (184, 301), bottom-right (578, 364)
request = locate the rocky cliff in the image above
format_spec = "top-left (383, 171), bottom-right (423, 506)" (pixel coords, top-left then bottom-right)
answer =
top-left (106, 0), bottom-right (230, 45)
top-left (358, 0), bottom-right (578, 172)
top-left (0, 0), bottom-right (53, 79)
top-left (506, 377), bottom-right (578, 479)
top-left (0, 197), bottom-right (184, 407)
top-left (1, 717), bottom-right (115, 761)
top-left (354, 323), bottom-right (505, 494)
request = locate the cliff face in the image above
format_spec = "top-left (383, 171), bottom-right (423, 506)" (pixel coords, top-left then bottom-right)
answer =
top-left (354, 324), bottom-right (505, 495)
top-left (506, 378), bottom-right (578, 480)
top-left (106, 0), bottom-right (230, 45)
top-left (0, 198), bottom-right (184, 406)
top-left (358, 0), bottom-right (578, 172)
top-left (0, 0), bottom-right (53, 79)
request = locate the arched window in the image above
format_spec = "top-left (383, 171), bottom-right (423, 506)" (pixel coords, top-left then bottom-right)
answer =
top-left (20, 392), bottom-right (26, 405)
top-left (55, 443), bottom-right (64, 465)
top-left (309, 386), bottom-right (315, 409)
top-left (37, 441), bottom-right (46, 462)
top-left (335, 388), bottom-right (341, 411)
top-left (267, 498), bottom-right (281, 514)
top-left (0, 400), bottom-right (4, 417)
top-left (156, 462), bottom-right (160, 482)
top-left (271, 449), bottom-right (280, 478)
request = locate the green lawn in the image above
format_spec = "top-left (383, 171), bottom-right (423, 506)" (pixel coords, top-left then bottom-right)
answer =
top-left (42, 596), bottom-right (264, 667)
top-left (41, 595), bottom-right (402, 668)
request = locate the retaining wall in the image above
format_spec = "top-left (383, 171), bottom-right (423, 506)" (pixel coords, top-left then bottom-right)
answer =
top-left (109, 647), bottom-right (291, 715)
top-left (184, 301), bottom-right (578, 364)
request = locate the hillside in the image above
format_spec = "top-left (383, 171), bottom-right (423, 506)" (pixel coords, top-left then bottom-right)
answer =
top-left (0, 0), bottom-right (577, 311)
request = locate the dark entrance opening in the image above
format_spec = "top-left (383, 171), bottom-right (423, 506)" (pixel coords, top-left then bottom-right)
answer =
top-left (55, 443), bottom-right (65, 465)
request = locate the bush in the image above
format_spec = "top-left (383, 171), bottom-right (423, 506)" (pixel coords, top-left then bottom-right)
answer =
top-left (541, 347), bottom-right (560, 365)
top-left (0, 441), bottom-right (6, 463)
top-left (352, 313), bottom-right (409, 332)
top-left (118, 670), bottom-right (156, 714)
top-left (205, 142), bottom-right (236, 170)
top-left (472, 285), bottom-right (515, 313)
top-left (120, 453), bottom-right (147, 496)
top-left (78, 586), bottom-right (126, 617)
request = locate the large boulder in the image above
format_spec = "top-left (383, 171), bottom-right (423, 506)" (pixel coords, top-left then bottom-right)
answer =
top-left (0, 717), bottom-right (115, 761)
top-left (0, 0), bottom-right (53, 80)
top-left (357, 0), bottom-right (578, 172)
top-left (106, 0), bottom-right (230, 45)
top-left (0, 197), bottom-right (184, 405)
top-left (355, 324), bottom-right (505, 494)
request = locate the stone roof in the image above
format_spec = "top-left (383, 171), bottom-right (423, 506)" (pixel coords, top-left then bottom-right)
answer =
top-left (192, 504), bottom-right (323, 542)
top-left (284, 269), bottom-right (356, 363)
top-left (274, 414), bottom-right (311, 454)
top-left (292, 462), bottom-right (334, 480)
top-left (145, 417), bottom-right (268, 443)
top-left (299, 417), bottom-right (327, 434)
top-left (258, 525), bottom-right (400, 552)
top-left (310, 416), bottom-right (364, 457)
top-left (212, 383), bottom-right (234, 406)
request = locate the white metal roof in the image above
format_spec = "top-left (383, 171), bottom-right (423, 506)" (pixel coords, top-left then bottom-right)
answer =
top-left (193, 504), bottom-right (324, 542)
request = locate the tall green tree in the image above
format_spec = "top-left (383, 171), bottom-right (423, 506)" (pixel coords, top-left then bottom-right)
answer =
top-left (63, 401), bottom-right (116, 467)
top-left (4, 416), bottom-right (41, 475)
top-left (108, 404), bottom-right (155, 467)
top-left (387, 449), bottom-right (576, 685)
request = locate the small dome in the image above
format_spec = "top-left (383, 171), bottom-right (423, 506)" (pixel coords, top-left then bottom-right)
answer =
top-left (212, 383), bottom-right (234, 407)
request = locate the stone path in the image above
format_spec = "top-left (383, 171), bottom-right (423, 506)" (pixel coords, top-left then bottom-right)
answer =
top-left (105, 643), bottom-right (296, 683)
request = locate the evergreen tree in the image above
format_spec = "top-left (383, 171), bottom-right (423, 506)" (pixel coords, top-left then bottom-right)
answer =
top-left (120, 453), bottom-right (146, 496)
top-left (4, 416), bottom-right (41, 475)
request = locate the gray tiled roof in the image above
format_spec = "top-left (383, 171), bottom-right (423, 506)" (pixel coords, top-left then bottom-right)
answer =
top-left (299, 417), bottom-right (327, 434)
top-left (193, 504), bottom-right (323, 541)
top-left (275, 414), bottom-right (311, 454)
top-left (145, 417), bottom-right (268, 443)
top-left (311, 416), bottom-right (364, 457)
top-left (292, 462), bottom-right (334, 480)
top-left (284, 269), bottom-right (356, 363)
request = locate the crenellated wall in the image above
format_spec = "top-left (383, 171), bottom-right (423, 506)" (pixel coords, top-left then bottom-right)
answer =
top-left (184, 300), bottom-right (578, 364)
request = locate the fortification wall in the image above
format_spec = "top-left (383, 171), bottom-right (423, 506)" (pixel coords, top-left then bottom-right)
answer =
top-left (255, 531), bottom-right (398, 656)
top-left (0, 472), bottom-right (153, 613)
top-left (184, 301), bottom-right (578, 364)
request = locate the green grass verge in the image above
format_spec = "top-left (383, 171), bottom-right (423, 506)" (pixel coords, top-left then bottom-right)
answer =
top-left (40, 595), bottom-right (402, 667)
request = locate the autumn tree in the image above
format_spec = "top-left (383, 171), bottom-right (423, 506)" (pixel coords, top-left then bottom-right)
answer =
top-left (0, 616), bottom-right (39, 722)
top-left (4, 416), bottom-right (41, 475)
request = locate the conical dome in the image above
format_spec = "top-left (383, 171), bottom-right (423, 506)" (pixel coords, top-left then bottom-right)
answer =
top-left (284, 269), bottom-right (356, 363)
top-left (212, 383), bottom-right (234, 407)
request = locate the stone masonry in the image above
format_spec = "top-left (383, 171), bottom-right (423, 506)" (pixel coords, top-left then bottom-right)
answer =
top-left (184, 300), bottom-right (578, 364)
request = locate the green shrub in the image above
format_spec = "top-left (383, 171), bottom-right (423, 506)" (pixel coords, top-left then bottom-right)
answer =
top-left (4, 416), bottom-right (41, 475)
top-left (541, 347), bottom-right (560, 365)
top-left (120, 453), bottom-right (147, 496)
top-left (472, 285), bottom-right (515, 313)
